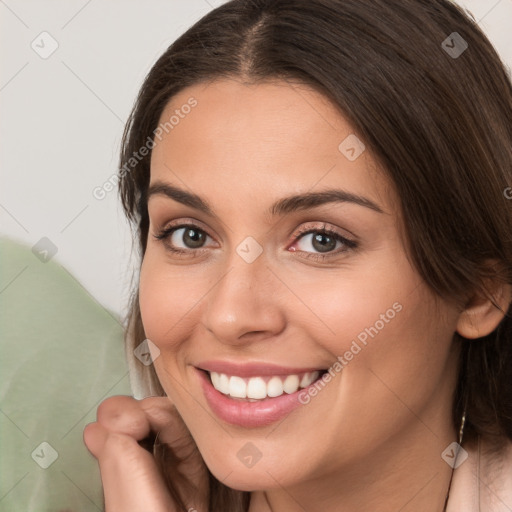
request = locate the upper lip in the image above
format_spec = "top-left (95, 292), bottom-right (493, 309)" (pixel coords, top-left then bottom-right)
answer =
top-left (196, 360), bottom-right (326, 377)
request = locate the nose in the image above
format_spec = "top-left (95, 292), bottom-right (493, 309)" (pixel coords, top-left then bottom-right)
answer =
top-left (202, 251), bottom-right (286, 346)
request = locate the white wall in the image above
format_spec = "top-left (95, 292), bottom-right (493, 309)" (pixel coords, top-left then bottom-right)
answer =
top-left (1, 0), bottom-right (511, 317)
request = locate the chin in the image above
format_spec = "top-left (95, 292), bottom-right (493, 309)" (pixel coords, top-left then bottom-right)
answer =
top-left (214, 468), bottom-right (284, 492)
top-left (201, 449), bottom-right (299, 492)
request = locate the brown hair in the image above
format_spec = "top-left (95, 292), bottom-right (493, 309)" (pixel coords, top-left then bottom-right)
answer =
top-left (118, 0), bottom-right (512, 509)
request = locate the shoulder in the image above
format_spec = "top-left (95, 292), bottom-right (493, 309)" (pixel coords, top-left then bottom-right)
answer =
top-left (448, 435), bottom-right (512, 512)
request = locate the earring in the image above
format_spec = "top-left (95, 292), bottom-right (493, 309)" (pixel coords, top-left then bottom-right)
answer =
top-left (458, 408), bottom-right (466, 446)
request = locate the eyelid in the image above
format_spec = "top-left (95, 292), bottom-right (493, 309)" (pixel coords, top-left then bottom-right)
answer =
top-left (156, 217), bottom-right (215, 239)
top-left (152, 218), bottom-right (218, 255)
top-left (290, 221), bottom-right (357, 243)
top-left (153, 218), bottom-right (358, 260)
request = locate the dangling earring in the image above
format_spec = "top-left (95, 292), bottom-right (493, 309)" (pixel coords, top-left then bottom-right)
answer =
top-left (442, 407), bottom-right (467, 512)
top-left (458, 408), bottom-right (466, 446)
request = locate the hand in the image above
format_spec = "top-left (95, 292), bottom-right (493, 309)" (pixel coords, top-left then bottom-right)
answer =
top-left (84, 395), bottom-right (209, 512)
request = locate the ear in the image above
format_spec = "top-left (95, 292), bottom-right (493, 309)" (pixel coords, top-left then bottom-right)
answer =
top-left (456, 274), bottom-right (512, 339)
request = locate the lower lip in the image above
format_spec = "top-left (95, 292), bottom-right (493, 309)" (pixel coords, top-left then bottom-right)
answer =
top-left (197, 368), bottom-right (315, 428)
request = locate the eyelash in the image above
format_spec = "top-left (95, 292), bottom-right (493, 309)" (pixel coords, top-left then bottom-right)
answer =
top-left (152, 221), bottom-right (358, 261)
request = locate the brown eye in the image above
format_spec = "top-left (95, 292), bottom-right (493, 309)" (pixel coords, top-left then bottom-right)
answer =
top-left (153, 223), bottom-right (214, 254)
top-left (309, 232), bottom-right (338, 253)
top-left (178, 227), bottom-right (207, 249)
top-left (288, 222), bottom-right (359, 262)
top-left (294, 229), bottom-right (356, 255)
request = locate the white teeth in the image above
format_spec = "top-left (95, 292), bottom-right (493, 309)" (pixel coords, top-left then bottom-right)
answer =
top-left (247, 377), bottom-right (267, 399)
top-left (215, 372), bottom-right (229, 395)
top-left (210, 371), bottom-right (220, 389)
top-left (209, 370), bottom-right (322, 399)
top-left (229, 376), bottom-right (246, 398)
top-left (283, 374), bottom-right (300, 394)
top-left (300, 371), bottom-right (319, 388)
top-left (267, 376), bottom-right (284, 397)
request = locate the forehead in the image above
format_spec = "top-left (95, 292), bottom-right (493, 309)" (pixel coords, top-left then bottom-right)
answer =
top-left (149, 79), bottom-right (393, 214)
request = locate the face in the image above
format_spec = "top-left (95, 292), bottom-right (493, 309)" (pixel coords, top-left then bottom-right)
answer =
top-left (139, 79), bottom-right (461, 493)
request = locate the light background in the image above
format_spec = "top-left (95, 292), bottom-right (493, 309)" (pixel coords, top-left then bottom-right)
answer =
top-left (1, 0), bottom-right (511, 318)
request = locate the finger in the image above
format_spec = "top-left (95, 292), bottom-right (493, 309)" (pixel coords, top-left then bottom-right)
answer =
top-left (139, 397), bottom-right (188, 444)
top-left (140, 398), bottom-right (209, 493)
top-left (96, 395), bottom-right (152, 440)
top-left (96, 430), bottom-right (178, 512)
top-left (140, 397), bottom-right (202, 464)
top-left (83, 421), bottom-right (108, 459)
top-left (84, 400), bottom-right (207, 512)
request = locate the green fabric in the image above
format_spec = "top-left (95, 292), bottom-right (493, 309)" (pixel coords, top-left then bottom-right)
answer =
top-left (0, 237), bottom-right (131, 512)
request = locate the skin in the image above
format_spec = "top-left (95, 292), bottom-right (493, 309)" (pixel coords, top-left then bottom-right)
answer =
top-left (85, 78), bottom-right (511, 511)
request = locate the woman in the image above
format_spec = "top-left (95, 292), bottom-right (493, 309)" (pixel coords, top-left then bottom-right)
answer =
top-left (84, 0), bottom-right (512, 510)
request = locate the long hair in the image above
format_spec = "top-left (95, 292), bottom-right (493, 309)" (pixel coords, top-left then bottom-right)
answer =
top-left (118, 1), bottom-right (512, 509)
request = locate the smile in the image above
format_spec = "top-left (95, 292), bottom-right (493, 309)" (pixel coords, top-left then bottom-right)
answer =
top-left (209, 371), bottom-right (321, 400)
top-left (195, 362), bottom-right (329, 427)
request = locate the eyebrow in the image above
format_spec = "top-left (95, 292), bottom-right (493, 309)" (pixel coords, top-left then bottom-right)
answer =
top-left (147, 181), bottom-right (385, 217)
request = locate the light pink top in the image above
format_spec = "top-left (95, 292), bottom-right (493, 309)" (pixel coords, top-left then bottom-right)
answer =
top-left (447, 436), bottom-right (512, 511)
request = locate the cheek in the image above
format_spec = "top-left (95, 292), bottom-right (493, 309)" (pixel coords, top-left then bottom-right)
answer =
top-left (138, 253), bottom-right (209, 401)
top-left (324, 279), bottom-right (457, 422)
top-left (138, 253), bottom-right (206, 348)
top-left (291, 263), bottom-right (408, 359)
top-left (305, 257), bottom-right (455, 395)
